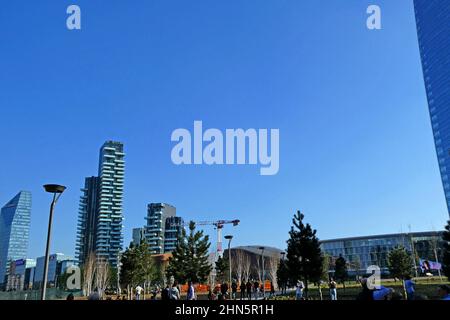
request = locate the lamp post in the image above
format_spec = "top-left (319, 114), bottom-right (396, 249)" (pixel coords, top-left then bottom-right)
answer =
top-left (224, 235), bottom-right (233, 296)
top-left (259, 246), bottom-right (265, 298)
top-left (280, 251), bottom-right (286, 294)
top-left (41, 184), bottom-right (66, 300)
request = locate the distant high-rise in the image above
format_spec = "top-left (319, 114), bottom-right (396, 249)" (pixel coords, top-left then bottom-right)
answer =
top-left (76, 141), bottom-right (125, 267)
top-left (414, 0), bottom-right (450, 215)
top-left (131, 227), bottom-right (146, 247)
top-left (145, 203), bottom-right (183, 254)
top-left (0, 191), bottom-right (32, 285)
top-left (76, 177), bottom-right (99, 265)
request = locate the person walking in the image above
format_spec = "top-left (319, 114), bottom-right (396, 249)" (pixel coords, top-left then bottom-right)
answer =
top-left (220, 282), bottom-right (229, 300)
top-left (329, 278), bottom-right (337, 300)
top-left (240, 281), bottom-right (246, 300)
top-left (404, 276), bottom-right (415, 300)
top-left (253, 281), bottom-right (259, 299)
top-left (170, 281), bottom-right (180, 300)
top-left (135, 285), bottom-right (143, 300)
top-left (186, 281), bottom-right (196, 300)
top-left (231, 281), bottom-right (238, 300)
top-left (296, 281), bottom-right (304, 300)
top-left (246, 280), bottom-right (252, 300)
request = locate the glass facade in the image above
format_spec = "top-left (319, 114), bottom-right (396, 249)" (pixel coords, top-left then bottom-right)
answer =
top-left (321, 231), bottom-right (444, 275)
top-left (0, 191), bottom-right (32, 285)
top-left (145, 203), bottom-right (183, 254)
top-left (414, 0), bottom-right (450, 215)
top-left (75, 141), bottom-right (125, 267)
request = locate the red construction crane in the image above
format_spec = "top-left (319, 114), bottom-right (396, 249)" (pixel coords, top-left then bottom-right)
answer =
top-left (171, 219), bottom-right (240, 260)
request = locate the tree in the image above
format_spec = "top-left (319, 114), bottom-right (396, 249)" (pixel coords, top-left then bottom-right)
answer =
top-left (286, 210), bottom-right (323, 299)
top-left (233, 249), bottom-right (246, 285)
top-left (276, 258), bottom-right (289, 294)
top-left (267, 256), bottom-right (279, 290)
top-left (388, 246), bottom-right (413, 297)
top-left (166, 221), bottom-right (212, 284)
top-left (120, 241), bottom-right (157, 294)
top-left (242, 253), bottom-right (251, 283)
top-left (442, 220), bottom-right (450, 281)
top-left (82, 252), bottom-right (96, 296)
top-left (95, 258), bottom-right (110, 299)
top-left (334, 255), bottom-right (348, 291)
top-left (215, 256), bottom-right (229, 283)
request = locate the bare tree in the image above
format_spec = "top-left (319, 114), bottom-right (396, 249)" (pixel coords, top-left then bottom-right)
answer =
top-left (267, 256), bottom-right (279, 290)
top-left (82, 252), bottom-right (97, 296)
top-left (233, 250), bottom-right (245, 284)
top-left (95, 258), bottom-right (110, 299)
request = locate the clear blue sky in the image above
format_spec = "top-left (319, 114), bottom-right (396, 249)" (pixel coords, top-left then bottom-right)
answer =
top-left (0, 0), bottom-right (448, 260)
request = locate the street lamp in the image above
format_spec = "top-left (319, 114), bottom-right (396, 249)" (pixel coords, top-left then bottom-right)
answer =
top-left (41, 184), bottom-right (66, 300)
top-left (224, 235), bottom-right (233, 296)
top-left (259, 246), bottom-right (265, 298)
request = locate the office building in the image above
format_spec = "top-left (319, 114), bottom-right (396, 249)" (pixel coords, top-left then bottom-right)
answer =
top-left (414, 0), bottom-right (450, 215)
top-left (145, 203), bottom-right (183, 254)
top-left (76, 141), bottom-right (125, 267)
top-left (0, 191), bottom-right (32, 286)
top-left (132, 227), bottom-right (146, 246)
top-left (320, 231), bottom-right (444, 275)
top-left (5, 258), bottom-right (35, 291)
top-left (34, 253), bottom-right (75, 288)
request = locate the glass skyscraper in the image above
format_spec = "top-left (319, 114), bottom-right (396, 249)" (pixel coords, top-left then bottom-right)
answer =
top-left (76, 141), bottom-right (125, 267)
top-left (145, 203), bottom-right (183, 254)
top-left (0, 191), bottom-right (32, 285)
top-left (414, 0), bottom-right (450, 215)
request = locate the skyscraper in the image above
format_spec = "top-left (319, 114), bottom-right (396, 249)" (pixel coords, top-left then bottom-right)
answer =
top-left (145, 203), bottom-right (183, 254)
top-left (76, 177), bottom-right (99, 265)
top-left (0, 191), bottom-right (32, 285)
top-left (76, 141), bottom-right (125, 267)
top-left (414, 0), bottom-right (450, 215)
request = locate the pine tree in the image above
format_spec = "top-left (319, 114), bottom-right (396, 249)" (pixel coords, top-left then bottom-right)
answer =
top-left (120, 241), bottom-right (156, 289)
top-left (166, 221), bottom-right (212, 284)
top-left (276, 259), bottom-right (289, 294)
top-left (286, 210), bottom-right (323, 299)
top-left (334, 255), bottom-right (348, 291)
top-left (388, 246), bottom-right (413, 297)
top-left (215, 256), bottom-right (229, 283)
top-left (442, 220), bottom-right (450, 280)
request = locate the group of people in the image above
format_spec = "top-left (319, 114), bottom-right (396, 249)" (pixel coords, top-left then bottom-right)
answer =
top-left (207, 280), bottom-right (275, 300)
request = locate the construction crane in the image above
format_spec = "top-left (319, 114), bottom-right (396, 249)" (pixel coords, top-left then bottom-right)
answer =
top-left (171, 219), bottom-right (240, 260)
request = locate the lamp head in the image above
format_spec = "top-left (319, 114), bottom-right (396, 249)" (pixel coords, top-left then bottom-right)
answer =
top-left (43, 184), bottom-right (66, 194)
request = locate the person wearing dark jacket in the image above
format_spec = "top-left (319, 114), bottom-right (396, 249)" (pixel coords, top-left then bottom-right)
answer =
top-left (240, 282), bottom-right (246, 300)
top-left (246, 281), bottom-right (252, 300)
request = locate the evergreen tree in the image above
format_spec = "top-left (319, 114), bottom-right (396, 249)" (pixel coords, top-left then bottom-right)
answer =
top-left (442, 220), bottom-right (450, 280)
top-left (120, 241), bottom-right (156, 289)
top-left (215, 256), bottom-right (229, 283)
top-left (388, 246), bottom-right (413, 297)
top-left (276, 258), bottom-right (289, 294)
top-left (166, 221), bottom-right (212, 284)
top-left (334, 255), bottom-right (348, 291)
top-left (286, 210), bottom-right (323, 299)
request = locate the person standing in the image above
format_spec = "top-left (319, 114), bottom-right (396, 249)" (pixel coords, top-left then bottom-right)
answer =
top-left (171, 281), bottom-right (180, 300)
top-left (220, 282), bottom-right (229, 299)
top-left (246, 281), bottom-right (252, 300)
top-left (253, 281), bottom-right (259, 300)
top-left (296, 281), bottom-right (304, 300)
top-left (404, 276), bottom-right (415, 300)
top-left (329, 278), bottom-right (337, 300)
top-left (231, 281), bottom-right (238, 300)
top-left (135, 285), bottom-right (143, 300)
top-left (186, 281), bottom-right (196, 300)
top-left (240, 281), bottom-right (246, 300)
